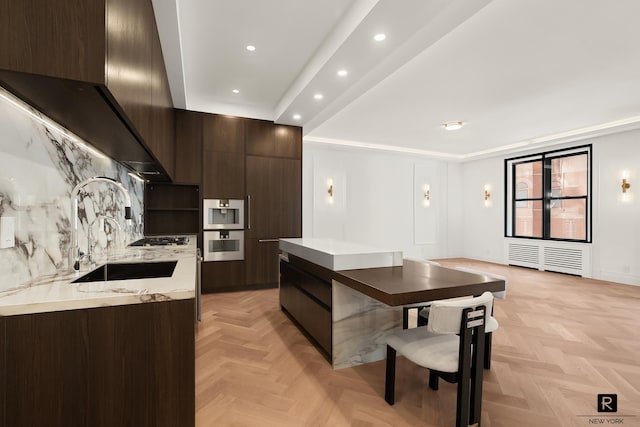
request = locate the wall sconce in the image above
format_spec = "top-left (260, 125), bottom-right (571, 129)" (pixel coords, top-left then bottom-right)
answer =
top-left (621, 170), bottom-right (631, 202)
top-left (327, 179), bottom-right (334, 205)
top-left (622, 178), bottom-right (631, 192)
top-left (484, 185), bottom-right (491, 207)
top-left (423, 184), bottom-right (430, 207)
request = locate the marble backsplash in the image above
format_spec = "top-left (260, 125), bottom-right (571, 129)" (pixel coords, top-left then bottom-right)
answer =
top-left (0, 87), bottom-right (144, 291)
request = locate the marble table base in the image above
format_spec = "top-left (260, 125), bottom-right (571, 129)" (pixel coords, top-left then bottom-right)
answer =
top-left (332, 280), bottom-right (403, 369)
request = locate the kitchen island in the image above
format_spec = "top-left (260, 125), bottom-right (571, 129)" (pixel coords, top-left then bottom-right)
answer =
top-left (0, 237), bottom-right (198, 427)
top-left (279, 238), bottom-right (505, 369)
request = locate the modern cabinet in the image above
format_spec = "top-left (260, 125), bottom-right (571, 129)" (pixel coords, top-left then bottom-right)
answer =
top-left (0, 300), bottom-right (195, 426)
top-left (245, 238), bottom-right (280, 286)
top-left (202, 114), bottom-right (245, 199)
top-left (175, 110), bottom-right (203, 185)
top-left (245, 155), bottom-right (301, 287)
top-left (145, 183), bottom-right (200, 238)
top-left (201, 261), bottom-right (246, 293)
top-left (245, 122), bottom-right (302, 288)
top-left (246, 156), bottom-right (282, 239)
top-left (279, 260), bottom-right (332, 358)
top-left (0, 0), bottom-right (175, 180)
top-left (174, 111), bottom-right (302, 292)
top-left (246, 120), bottom-right (302, 159)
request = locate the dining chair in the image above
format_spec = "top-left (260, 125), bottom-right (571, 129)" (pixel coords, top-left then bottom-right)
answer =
top-left (419, 267), bottom-right (507, 369)
top-left (401, 258), bottom-right (441, 329)
top-left (385, 291), bottom-right (493, 427)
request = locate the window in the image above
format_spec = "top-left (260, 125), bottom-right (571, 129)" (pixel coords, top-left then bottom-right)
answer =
top-left (505, 145), bottom-right (591, 242)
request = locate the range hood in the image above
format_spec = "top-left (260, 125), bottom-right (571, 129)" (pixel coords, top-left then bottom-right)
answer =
top-left (0, 70), bottom-right (171, 182)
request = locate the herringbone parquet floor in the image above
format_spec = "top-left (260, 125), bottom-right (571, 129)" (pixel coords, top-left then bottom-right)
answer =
top-left (195, 259), bottom-right (640, 426)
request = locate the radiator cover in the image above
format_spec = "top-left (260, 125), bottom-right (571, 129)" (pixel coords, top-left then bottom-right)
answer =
top-left (504, 238), bottom-right (592, 277)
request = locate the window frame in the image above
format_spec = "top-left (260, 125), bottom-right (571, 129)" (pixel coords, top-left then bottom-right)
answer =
top-left (504, 144), bottom-right (592, 243)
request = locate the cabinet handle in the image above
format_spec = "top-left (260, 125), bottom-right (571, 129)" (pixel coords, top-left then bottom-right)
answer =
top-left (258, 239), bottom-right (279, 243)
top-left (247, 194), bottom-right (251, 230)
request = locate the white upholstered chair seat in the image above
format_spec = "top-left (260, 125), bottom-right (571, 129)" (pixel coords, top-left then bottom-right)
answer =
top-left (386, 328), bottom-right (460, 373)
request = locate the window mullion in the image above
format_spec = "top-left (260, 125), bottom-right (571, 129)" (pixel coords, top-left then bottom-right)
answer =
top-left (543, 157), bottom-right (551, 239)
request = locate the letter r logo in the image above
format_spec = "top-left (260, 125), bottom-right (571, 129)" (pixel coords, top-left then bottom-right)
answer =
top-left (597, 394), bottom-right (617, 412)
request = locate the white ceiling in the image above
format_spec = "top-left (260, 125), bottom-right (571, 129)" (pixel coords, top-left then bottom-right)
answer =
top-left (152, 0), bottom-right (640, 160)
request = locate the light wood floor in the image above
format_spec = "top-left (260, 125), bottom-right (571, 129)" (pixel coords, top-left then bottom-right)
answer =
top-left (195, 259), bottom-right (640, 426)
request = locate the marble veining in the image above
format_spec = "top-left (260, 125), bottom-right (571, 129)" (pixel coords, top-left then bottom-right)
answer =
top-left (332, 280), bottom-right (403, 369)
top-left (0, 237), bottom-right (197, 316)
top-left (0, 87), bottom-right (144, 291)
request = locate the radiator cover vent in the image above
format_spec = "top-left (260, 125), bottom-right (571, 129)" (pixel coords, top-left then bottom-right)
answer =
top-left (504, 238), bottom-right (591, 277)
top-left (508, 243), bottom-right (539, 266)
top-left (544, 247), bottom-right (583, 271)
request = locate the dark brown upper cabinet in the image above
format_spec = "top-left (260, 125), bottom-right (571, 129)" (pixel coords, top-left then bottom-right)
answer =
top-left (245, 118), bottom-right (274, 157)
top-left (274, 124), bottom-right (303, 159)
top-left (174, 110), bottom-right (203, 185)
top-left (245, 119), bottom-right (302, 159)
top-left (0, 0), bottom-right (175, 181)
top-left (203, 114), bottom-right (245, 153)
top-left (202, 114), bottom-right (246, 199)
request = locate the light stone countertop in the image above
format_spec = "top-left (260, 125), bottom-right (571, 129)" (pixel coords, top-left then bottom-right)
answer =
top-left (0, 236), bottom-right (198, 316)
top-left (279, 238), bottom-right (403, 271)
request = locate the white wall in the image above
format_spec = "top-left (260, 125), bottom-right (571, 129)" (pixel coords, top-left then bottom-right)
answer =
top-left (460, 156), bottom-right (505, 264)
top-left (304, 129), bottom-right (640, 286)
top-left (460, 129), bottom-right (640, 286)
top-left (303, 142), bottom-right (460, 260)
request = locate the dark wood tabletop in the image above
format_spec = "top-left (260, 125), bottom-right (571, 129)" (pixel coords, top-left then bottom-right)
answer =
top-left (334, 259), bottom-right (506, 306)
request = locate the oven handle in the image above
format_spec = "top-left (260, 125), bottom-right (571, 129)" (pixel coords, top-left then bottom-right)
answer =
top-left (247, 195), bottom-right (251, 230)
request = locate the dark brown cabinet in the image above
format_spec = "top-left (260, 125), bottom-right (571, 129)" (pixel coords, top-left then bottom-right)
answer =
top-left (279, 260), bottom-right (332, 358)
top-left (246, 156), bottom-right (302, 240)
top-left (245, 238), bottom-right (280, 286)
top-left (174, 111), bottom-right (302, 292)
top-left (145, 183), bottom-right (200, 238)
top-left (0, 300), bottom-right (195, 427)
top-left (246, 156), bottom-right (282, 239)
top-left (0, 0), bottom-right (175, 180)
top-left (244, 123), bottom-right (302, 289)
top-left (175, 110), bottom-right (204, 185)
top-left (279, 157), bottom-right (303, 238)
top-left (202, 115), bottom-right (246, 199)
top-left (201, 261), bottom-right (245, 293)
top-left (246, 120), bottom-right (302, 159)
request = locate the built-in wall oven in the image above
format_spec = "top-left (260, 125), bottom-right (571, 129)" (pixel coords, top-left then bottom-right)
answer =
top-left (202, 199), bottom-right (245, 262)
top-left (202, 230), bottom-right (244, 261)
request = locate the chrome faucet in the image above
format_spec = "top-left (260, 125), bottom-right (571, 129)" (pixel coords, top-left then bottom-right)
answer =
top-left (69, 176), bottom-right (132, 271)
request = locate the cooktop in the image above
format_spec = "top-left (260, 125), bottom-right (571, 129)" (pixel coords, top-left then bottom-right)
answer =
top-left (129, 236), bottom-right (189, 247)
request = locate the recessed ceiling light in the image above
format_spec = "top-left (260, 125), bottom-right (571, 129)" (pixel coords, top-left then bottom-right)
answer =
top-left (443, 121), bottom-right (464, 131)
top-left (232, 89), bottom-right (240, 94)
top-left (314, 93), bottom-right (323, 100)
top-left (337, 69), bottom-right (348, 77)
top-left (293, 114), bottom-right (301, 120)
top-left (374, 33), bottom-right (386, 42)
top-left (246, 45), bottom-right (256, 51)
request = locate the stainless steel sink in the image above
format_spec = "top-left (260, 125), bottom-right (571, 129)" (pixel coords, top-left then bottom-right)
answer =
top-left (71, 261), bottom-right (177, 283)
